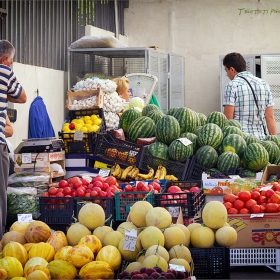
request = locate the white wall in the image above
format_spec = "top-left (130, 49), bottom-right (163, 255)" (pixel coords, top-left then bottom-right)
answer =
top-left (124, 0), bottom-right (280, 115)
top-left (8, 63), bottom-right (67, 149)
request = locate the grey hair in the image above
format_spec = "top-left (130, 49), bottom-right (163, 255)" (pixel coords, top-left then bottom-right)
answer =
top-left (0, 40), bottom-right (15, 59)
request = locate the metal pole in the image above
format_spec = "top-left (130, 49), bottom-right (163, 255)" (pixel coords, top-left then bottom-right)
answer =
top-left (114, 0), bottom-right (119, 39)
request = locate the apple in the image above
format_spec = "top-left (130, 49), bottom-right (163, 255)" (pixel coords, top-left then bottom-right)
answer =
top-left (105, 176), bottom-right (117, 186)
top-left (69, 122), bottom-right (75, 130)
top-left (190, 186), bottom-right (200, 194)
top-left (167, 185), bottom-right (182, 194)
top-left (58, 179), bottom-right (68, 188)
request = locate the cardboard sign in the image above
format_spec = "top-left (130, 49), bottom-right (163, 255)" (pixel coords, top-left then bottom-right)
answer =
top-left (123, 229), bottom-right (137, 251)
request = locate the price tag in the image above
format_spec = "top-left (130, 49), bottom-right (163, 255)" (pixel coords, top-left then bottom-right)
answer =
top-left (260, 185), bottom-right (273, 191)
top-left (250, 213), bottom-right (264, 218)
top-left (22, 153), bottom-right (32, 164)
top-left (17, 214), bottom-right (33, 223)
top-left (135, 181), bottom-right (149, 186)
top-left (98, 169), bottom-right (110, 177)
top-left (178, 138), bottom-right (192, 146)
top-left (123, 229), bottom-right (137, 251)
top-left (169, 264), bottom-right (185, 272)
top-left (129, 150), bottom-right (138, 157)
top-left (256, 172), bottom-right (263, 180)
top-left (74, 131), bottom-right (84, 141)
top-left (168, 206), bottom-right (180, 217)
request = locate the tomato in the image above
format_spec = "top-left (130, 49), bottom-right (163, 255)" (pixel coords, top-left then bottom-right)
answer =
top-left (228, 208), bottom-right (238, 214)
top-left (252, 187), bottom-right (261, 192)
top-left (233, 199), bottom-right (245, 210)
top-left (56, 191), bottom-right (64, 197)
top-left (238, 191), bottom-right (251, 201)
top-left (223, 202), bottom-right (233, 210)
top-left (250, 204), bottom-right (261, 213)
top-left (63, 187), bottom-right (72, 195)
top-left (239, 208), bottom-right (250, 214)
top-left (260, 204), bottom-right (266, 213)
top-left (48, 186), bottom-right (58, 195)
top-left (41, 192), bottom-right (49, 197)
top-left (250, 191), bottom-right (260, 201)
top-left (223, 194), bottom-right (238, 204)
top-left (265, 189), bottom-right (275, 199)
top-left (245, 199), bottom-right (257, 210)
top-left (58, 179), bottom-right (68, 188)
top-left (265, 203), bottom-right (280, 213)
top-left (75, 188), bottom-right (85, 197)
top-left (269, 193), bottom-right (280, 204)
top-left (257, 195), bottom-right (267, 205)
top-left (211, 187), bottom-right (223, 194)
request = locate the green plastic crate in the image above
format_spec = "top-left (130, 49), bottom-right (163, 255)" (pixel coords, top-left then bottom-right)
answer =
top-left (115, 191), bottom-right (153, 221)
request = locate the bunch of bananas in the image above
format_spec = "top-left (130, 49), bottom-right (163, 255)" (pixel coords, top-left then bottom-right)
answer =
top-left (110, 163), bottom-right (122, 179)
top-left (154, 165), bottom-right (167, 180)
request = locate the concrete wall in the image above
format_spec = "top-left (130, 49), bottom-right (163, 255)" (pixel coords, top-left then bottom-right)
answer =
top-left (124, 0), bottom-right (280, 115)
top-left (8, 63), bottom-right (67, 149)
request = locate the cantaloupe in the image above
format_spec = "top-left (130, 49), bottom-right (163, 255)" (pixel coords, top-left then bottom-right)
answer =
top-left (1, 231), bottom-right (26, 247)
top-left (10, 221), bottom-right (30, 235)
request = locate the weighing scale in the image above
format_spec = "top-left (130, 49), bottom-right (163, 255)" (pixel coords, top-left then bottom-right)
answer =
top-left (14, 137), bottom-right (65, 154)
top-left (123, 73), bottom-right (158, 105)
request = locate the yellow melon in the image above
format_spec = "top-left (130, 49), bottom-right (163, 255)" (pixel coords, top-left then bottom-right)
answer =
top-left (145, 207), bottom-right (172, 229)
top-left (78, 203), bottom-right (105, 230)
top-left (66, 245), bottom-right (94, 268)
top-left (92, 226), bottom-right (113, 246)
top-left (78, 235), bottom-right (102, 255)
top-left (142, 255), bottom-right (168, 272)
top-left (140, 226), bottom-right (165, 249)
top-left (96, 245), bottom-right (122, 270)
top-left (28, 242), bottom-right (55, 262)
top-left (174, 224), bottom-right (191, 247)
top-left (169, 258), bottom-right (191, 272)
top-left (46, 231), bottom-right (68, 253)
top-left (136, 254), bottom-right (146, 263)
top-left (190, 226), bottom-right (215, 248)
top-left (0, 265), bottom-right (7, 279)
top-left (0, 256), bottom-right (23, 278)
top-left (47, 260), bottom-right (77, 279)
top-left (78, 261), bottom-right (114, 279)
top-left (66, 222), bottom-right (91, 246)
top-left (54, 246), bottom-right (72, 261)
top-left (145, 245), bottom-right (169, 262)
top-left (23, 243), bottom-right (35, 253)
top-left (215, 226), bottom-right (238, 247)
top-left (118, 236), bottom-right (142, 262)
top-left (168, 244), bottom-right (192, 263)
top-left (26, 270), bottom-right (49, 280)
top-left (23, 257), bottom-right (48, 275)
top-left (1, 231), bottom-right (26, 247)
top-left (202, 201), bottom-right (228, 229)
top-left (163, 226), bottom-right (186, 250)
top-left (25, 265), bottom-right (51, 278)
top-left (10, 221), bottom-right (30, 235)
top-left (116, 222), bottom-right (139, 236)
top-left (124, 262), bottom-right (142, 273)
top-left (129, 201), bottom-right (153, 227)
top-left (24, 221), bottom-right (51, 243)
top-left (103, 231), bottom-right (124, 248)
top-left (2, 241), bottom-right (28, 266)
top-left (186, 222), bottom-right (202, 233)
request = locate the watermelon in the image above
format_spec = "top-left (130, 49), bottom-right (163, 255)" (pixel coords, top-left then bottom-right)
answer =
top-left (217, 151), bottom-right (240, 173)
top-left (147, 141), bottom-right (169, 160)
top-left (155, 115), bottom-right (181, 145)
top-left (264, 135), bottom-right (280, 148)
top-left (206, 111), bottom-right (228, 129)
top-left (193, 126), bottom-right (203, 136)
top-left (119, 108), bottom-right (141, 133)
top-left (195, 145), bottom-right (218, 169)
top-left (243, 143), bottom-right (269, 171)
top-left (222, 134), bottom-right (247, 157)
top-left (127, 116), bottom-right (155, 142)
top-left (198, 113), bottom-right (207, 126)
top-left (180, 132), bottom-right (198, 153)
top-left (228, 119), bottom-right (242, 130)
top-left (146, 110), bottom-right (164, 124)
top-left (240, 169), bottom-right (257, 178)
top-left (197, 123), bottom-right (223, 149)
top-left (168, 139), bottom-right (193, 161)
top-left (259, 140), bottom-right (280, 164)
top-left (173, 107), bottom-right (197, 134)
top-left (245, 134), bottom-right (260, 146)
top-left (194, 112), bottom-right (201, 127)
top-left (275, 157), bottom-right (280, 165)
top-left (167, 107), bottom-right (179, 116)
top-left (142, 104), bottom-right (160, 116)
top-left (222, 126), bottom-right (243, 138)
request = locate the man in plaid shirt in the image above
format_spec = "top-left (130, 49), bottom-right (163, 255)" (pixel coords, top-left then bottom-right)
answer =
top-left (223, 52), bottom-right (276, 140)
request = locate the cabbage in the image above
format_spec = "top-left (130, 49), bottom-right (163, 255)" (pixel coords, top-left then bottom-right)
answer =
top-left (129, 97), bottom-right (145, 109)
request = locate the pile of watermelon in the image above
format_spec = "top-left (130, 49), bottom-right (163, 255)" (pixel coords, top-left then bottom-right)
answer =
top-left (119, 105), bottom-right (280, 176)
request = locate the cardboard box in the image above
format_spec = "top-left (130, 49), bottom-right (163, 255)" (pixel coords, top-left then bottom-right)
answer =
top-left (66, 88), bottom-right (104, 110)
top-left (202, 173), bottom-right (234, 194)
top-left (228, 213), bottom-right (280, 248)
top-left (261, 165), bottom-right (280, 184)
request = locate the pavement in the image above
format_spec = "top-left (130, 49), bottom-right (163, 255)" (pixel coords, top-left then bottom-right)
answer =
top-left (229, 265), bottom-right (280, 279)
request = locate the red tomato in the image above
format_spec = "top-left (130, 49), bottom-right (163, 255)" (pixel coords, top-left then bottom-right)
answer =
top-left (245, 199), bottom-right (257, 210)
top-left (105, 176), bottom-right (117, 186)
top-left (58, 179), bottom-right (68, 188)
top-left (270, 193), bottom-right (280, 204)
top-left (223, 194), bottom-right (238, 204)
top-left (252, 188), bottom-right (261, 192)
top-left (265, 189), bottom-right (275, 199)
top-left (238, 191), bottom-right (251, 201)
top-left (223, 202), bottom-right (233, 210)
top-left (41, 192), bottom-right (49, 197)
top-left (239, 208), bottom-right (250, 214)
top-left (260, 204), bottom-right (266, 213)
top-left (228, 208), bottom-right (238, 214)
top-left (48, 187), bottom-right (58, 195)
top-left (211, 187), bottom-right (223, 194)
top-left (63, 187), bottom-right (72, 196)
top-left (234, 199), bottom-right (245, 210)
top-left (75, 188), bottom-right (85, 197)
top-left (266, 203), bottom-right (280, 213)
top-left (251, 204), bottom-right (261, 213)
top-left (55, 191), bottom-right (64, 197)
top-left (250, 191), bottom-right (260, 201)
top-left (257, 195), bottom-right (267, 205)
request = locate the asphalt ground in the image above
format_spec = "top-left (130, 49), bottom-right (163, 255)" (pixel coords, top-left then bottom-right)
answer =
top-left (229, 265), bottom-right (280, 279)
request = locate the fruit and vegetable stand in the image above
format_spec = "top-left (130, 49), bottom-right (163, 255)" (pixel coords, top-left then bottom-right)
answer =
top-left (4, 77), bottom-right (280, 280)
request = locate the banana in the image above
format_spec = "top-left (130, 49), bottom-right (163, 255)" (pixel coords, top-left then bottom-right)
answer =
top-left (111, 163), bottom-right (121, 177)
top-left (136, 166), bottom-right (155, 180)
top-left (159, 166), bottom-right (167, 180)
top-left (121, 166), bottom-right (134, 181)
top-left (154, 166), bottom-right (162, 179)
top-left (128, 166), bottom-right (140, 180)
top-left (165, 174), bottom-right (178, 181)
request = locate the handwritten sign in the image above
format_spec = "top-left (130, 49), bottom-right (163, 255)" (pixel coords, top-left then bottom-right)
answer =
top-left (17, 214), bottom-right (33, 223)
top-left (98, 169), bottom-right (110, 177)
top-left (178, 138), bottom-right (192, 147)
top-left (169, 264), bottom-right (185, 272)
top-left (168, 206), bottom-right (180, 218)
top-left (123, 229), bottom-right (137, 251)
top-left (238, 8), bottom-right (280, 15)
top-left (74, 131), bottom-right (84, 141)
top-left (22, 153), bottom-right (32, 164)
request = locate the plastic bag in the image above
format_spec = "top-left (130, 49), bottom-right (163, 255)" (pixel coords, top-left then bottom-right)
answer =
top-left (50, 163), bottom-right (64, 175)
top-left (8, 172), bottom-right (49, 188)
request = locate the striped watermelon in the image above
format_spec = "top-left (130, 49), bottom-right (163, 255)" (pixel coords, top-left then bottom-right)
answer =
top-left (194, 112), bottom-right (201, 127)
top-left (167, 107), bottom-right (179, 116)
top-left (173, 107), bottom-right (197, 134)
top-left (141, 104), bottom-right (160, 116)
top-left (264, 135), bottom-right (280, 148)
top-left (195, 145), bottom-right (218, 169)
top-left (119, 108), bottom-right (141, 133)
top-left (168, 139), bottom-right (193, 161)
top-left (260, 140), bottom-right (280, 164)
top-left (240, 169), bottom-right (257, 178)
top-left (243, 143), bottom-right (269, 171)
top-left (222, 126), bottom-right (243, 138)
top-left (147, 141), bottom-right (169, 160)
top-left (217, 151), bottom-right (240, 173)
top-left (197, 123), bottom-right (223, 149)
top-left (275, 157), bottom-right (280, 165)
top-left (206, 111), bottom-right (228, 129)
top-left (127, 116), bottom-right (155, 142)
top-left (193, 126), bottom-right (203, 136)
top-left (198, 113), bottom-right (207, 126)
top-left (155, 115), bottom-right (181, 145)
top-left (228, 119), bottom-right (242, 130)
top-left (181, 132), bottom-right (198, 153)
top-left (245, 134), bottom-right (260, 146)
top-left (147, 110), bottom-right (164, 124)
top-left (222, 134), bottom-right (247, 157)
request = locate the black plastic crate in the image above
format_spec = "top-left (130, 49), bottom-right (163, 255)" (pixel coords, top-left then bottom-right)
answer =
top-left (94, 133), bottom-right (143, 166)
top-left (75, 197), bottom-right (115, 226)
top-left (185, 156), bottom-right (211, 181)
top-left (39, 197), bottom-right (75, 225)
top-left (138, 146), bottom-right (190, 180)
top-left (189, 247), bottom-right (230, 279)
top-left (154, 181), bottom-right (205, 223)
top-left (48, 224), bottom-right (70, 234)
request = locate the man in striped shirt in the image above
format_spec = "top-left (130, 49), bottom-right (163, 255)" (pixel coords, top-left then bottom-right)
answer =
top-left (222, 52), bottom-right (276, 140)
top-left (0, 40), bottom-right (26, 238)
